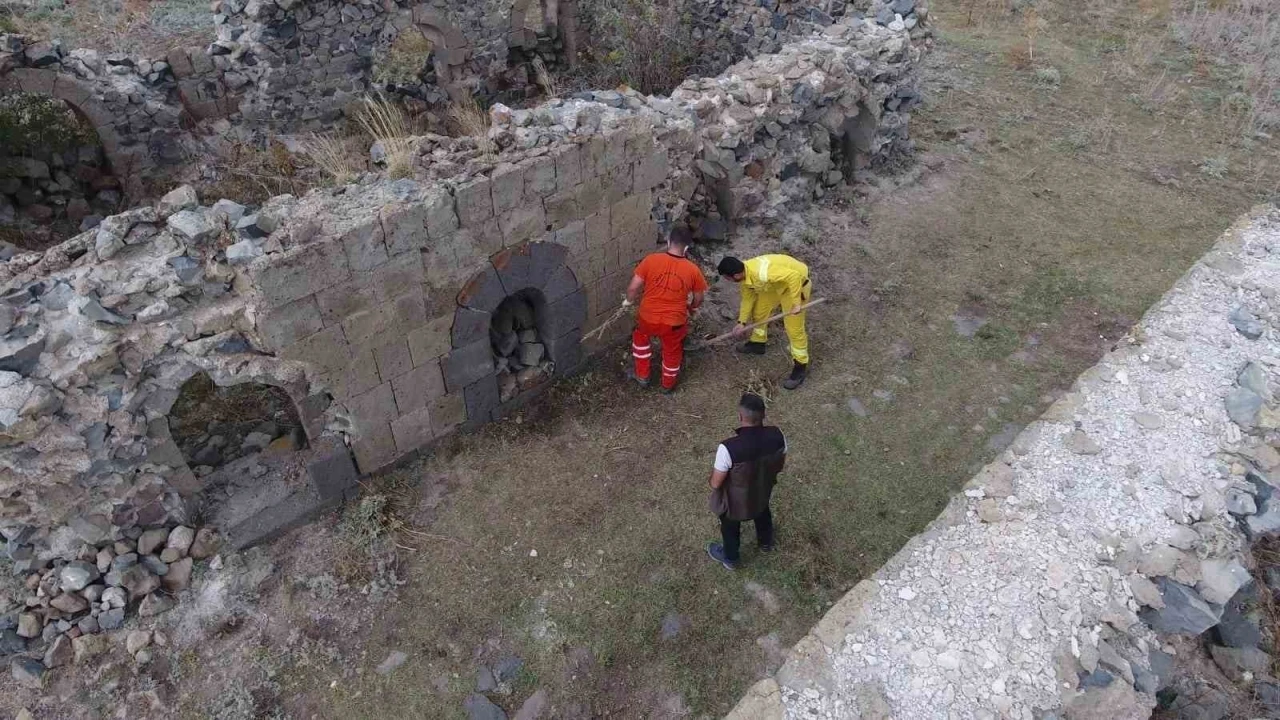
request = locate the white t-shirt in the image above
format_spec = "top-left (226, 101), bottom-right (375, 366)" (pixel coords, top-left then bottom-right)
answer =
top-left (714, 435), bottom-right (787, 472)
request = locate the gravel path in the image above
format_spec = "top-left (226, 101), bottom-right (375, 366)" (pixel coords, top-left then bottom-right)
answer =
top-left (727, 207), bottom-right (1280, 719)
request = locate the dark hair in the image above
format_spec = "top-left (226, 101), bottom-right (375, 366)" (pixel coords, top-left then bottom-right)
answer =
top-left (668, 226), bottom-right (693, 249)
top-left (739, 392), bottom-right (766, 424)
top-left (718, 256), bottom-right (745, 277)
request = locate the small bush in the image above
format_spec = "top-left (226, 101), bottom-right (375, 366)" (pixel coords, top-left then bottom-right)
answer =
top-left (1198, 156), bottom-right (1229, 178)
top-left (572, 0), bottom-right (700, 95)
top-left (0, 92), bottom-right (97, 157)
top-left (1033, 66), bottom-right (1062, 87)
top-left (202, 139), bottom-right (313, 205)
top-left (374, 30), bottom-right (435, 86)
top-left (340, 493), bottom-right (402, 550)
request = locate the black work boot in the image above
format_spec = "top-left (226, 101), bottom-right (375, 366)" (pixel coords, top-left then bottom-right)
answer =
top-left (782, 361), bottom-right (808, 390)
top-left (737, 341), bottom-right (767, 355)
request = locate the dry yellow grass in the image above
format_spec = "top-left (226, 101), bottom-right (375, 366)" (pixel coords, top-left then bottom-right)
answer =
top-left (353, 95), bottom-right (415, 179)
top-left (447, 95), bottom-right (497, 160)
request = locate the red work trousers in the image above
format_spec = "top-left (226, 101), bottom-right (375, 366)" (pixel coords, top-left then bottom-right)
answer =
top-left (632, 318), bottom-right (689, 390)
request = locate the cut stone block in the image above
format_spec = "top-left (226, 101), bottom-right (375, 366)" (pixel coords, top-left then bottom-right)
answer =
top-left (498, 204), bottom-right (547, 246)
top-left (443, 338), bottom-right (495, 392)
top-left (257, 297), bottom-right (323, 351)
top-left (451, 306), bottom-right (491, 349)
top-left (457, 266), bottom-right (506, 313)
top-left (544, 289), bottom-right (587, 338)
top-left (431, 392), bottom-right (468, 435)
top-left (408, 316), bottom-right (453, 366)
top-left (493, 245), bottom-right (533, 295)
top-left (463, 374), bottom-right (501, 425)
top-left (391, 406), bottom-right (435, 454)
top-left (253, 240), bottom-right (351, 307)
top-left (454, 179), bottom-right (494, 227)
top-left (392, 361), bottom-right (446, 414)
top-left (542, 265), bottom-right (580, 303)
top-left (490, 164), bottom-right (525, 214)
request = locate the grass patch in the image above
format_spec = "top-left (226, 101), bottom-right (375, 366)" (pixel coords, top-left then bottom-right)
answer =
top-left (2, 0), bottom-right (212, 57)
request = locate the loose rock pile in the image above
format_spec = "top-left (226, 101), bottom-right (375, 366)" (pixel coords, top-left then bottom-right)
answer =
top-left (489, 294), bottom-right (553, 403)
top-left (2, 521), bottom-right (219, 687)
top-left (0, 134), bottom-right (118, 238)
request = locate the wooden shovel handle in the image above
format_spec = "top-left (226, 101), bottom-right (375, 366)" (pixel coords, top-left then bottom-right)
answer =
top-left (703, 297), bottom-right (827, 346)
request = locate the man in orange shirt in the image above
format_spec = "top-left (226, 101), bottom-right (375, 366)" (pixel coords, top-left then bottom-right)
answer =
top-left (627, 227), bottom-right (708, 394)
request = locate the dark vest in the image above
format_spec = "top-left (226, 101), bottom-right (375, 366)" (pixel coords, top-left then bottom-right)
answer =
top-left (721, 425), bottom-right (785, 521)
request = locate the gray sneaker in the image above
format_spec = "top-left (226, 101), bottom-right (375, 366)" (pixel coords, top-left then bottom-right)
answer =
top-left (706, 542), bottom-right (737, 570)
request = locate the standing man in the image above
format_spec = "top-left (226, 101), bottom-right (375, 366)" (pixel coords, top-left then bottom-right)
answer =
top-left (717, 254), bottom-right (811, 390)
top-left (706, 392), bottom-right (786, 570)
top-left (627, 227), bottom-right (708, 394)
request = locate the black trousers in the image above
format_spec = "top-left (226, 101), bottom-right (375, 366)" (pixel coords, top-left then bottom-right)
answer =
top-left (720, 507), bottom-right (774, 563)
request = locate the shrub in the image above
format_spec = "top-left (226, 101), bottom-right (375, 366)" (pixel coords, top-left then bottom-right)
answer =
top-left (0, 92), bottom-right (97, 158)
top-left (1033, 66), bottom-right (1062, 87)
top-left (572, 0), bottom-right (700, 95)
top-left (201, 139), bottom-right (316, 206)
top-left (373, 30), bottom-right (435, 86)
top-left (1199, 155), bottom-right (1229, 178)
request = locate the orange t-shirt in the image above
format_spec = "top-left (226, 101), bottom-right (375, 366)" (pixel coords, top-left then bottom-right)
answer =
top-left (634, 252), bottom-right (709, 326)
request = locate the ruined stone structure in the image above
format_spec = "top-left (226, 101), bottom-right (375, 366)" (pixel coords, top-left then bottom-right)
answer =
top-left (0, 37), bottom-right (226, 201)
top-left (0, 12), bottom-right (919, 561)
top-left (0, 0), bottom-right (929, 199)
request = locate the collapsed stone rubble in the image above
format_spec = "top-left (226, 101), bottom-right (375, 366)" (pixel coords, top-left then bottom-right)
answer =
top-left (727, 207), bottom-right (1280, 719)
top-left (3, 521), bottom-right (220, 689)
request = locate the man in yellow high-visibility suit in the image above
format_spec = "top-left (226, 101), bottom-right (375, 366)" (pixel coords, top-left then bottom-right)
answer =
top-left (717, 254), bottom-right (811, 390)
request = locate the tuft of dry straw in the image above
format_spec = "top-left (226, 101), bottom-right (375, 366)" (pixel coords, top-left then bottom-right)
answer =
top-left (583, 300), bottom-right (632, 342)
top-left (448, 95), bottom-right (497, 161)
top-left (300, 133), bottom-right (361, 185)
top-left (354, 95), bottom-right (415, 179)
top-left (743, 368), bottom-right (776, 403)
top-left (532, 57), bottom-right (558, 98)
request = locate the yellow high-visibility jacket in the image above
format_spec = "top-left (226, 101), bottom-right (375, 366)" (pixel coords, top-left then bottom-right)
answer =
top-left (738, 254), bottom-right (810, 323)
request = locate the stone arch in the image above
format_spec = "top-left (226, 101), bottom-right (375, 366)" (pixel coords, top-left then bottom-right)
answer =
top-left (447, 240), bottom-right (586, 423)
top-left (139, 355), bottom-right (321, 497)
top-left (0, 67), bottom-right (146, 200)
top-left (408, 4), bottom-right (472, 101)
top-left (839, 101), bottom-right (879, 176)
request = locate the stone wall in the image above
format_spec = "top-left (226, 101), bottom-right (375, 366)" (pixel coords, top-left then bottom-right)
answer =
top-left (0, 14), bottom-right (918, 557)
top-left (219, 0), bottom-right (592, 130)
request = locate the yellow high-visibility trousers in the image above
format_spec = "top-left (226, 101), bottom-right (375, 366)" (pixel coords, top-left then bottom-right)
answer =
top-left (747, 283), bottom-right (810, 364)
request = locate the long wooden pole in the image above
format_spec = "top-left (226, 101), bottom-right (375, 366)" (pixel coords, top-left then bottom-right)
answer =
top-left (698, 297), bottom-right (827, 347)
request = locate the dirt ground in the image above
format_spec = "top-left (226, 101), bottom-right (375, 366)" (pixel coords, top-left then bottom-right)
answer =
top-left (6, 1), bottom-right (1280, 719)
